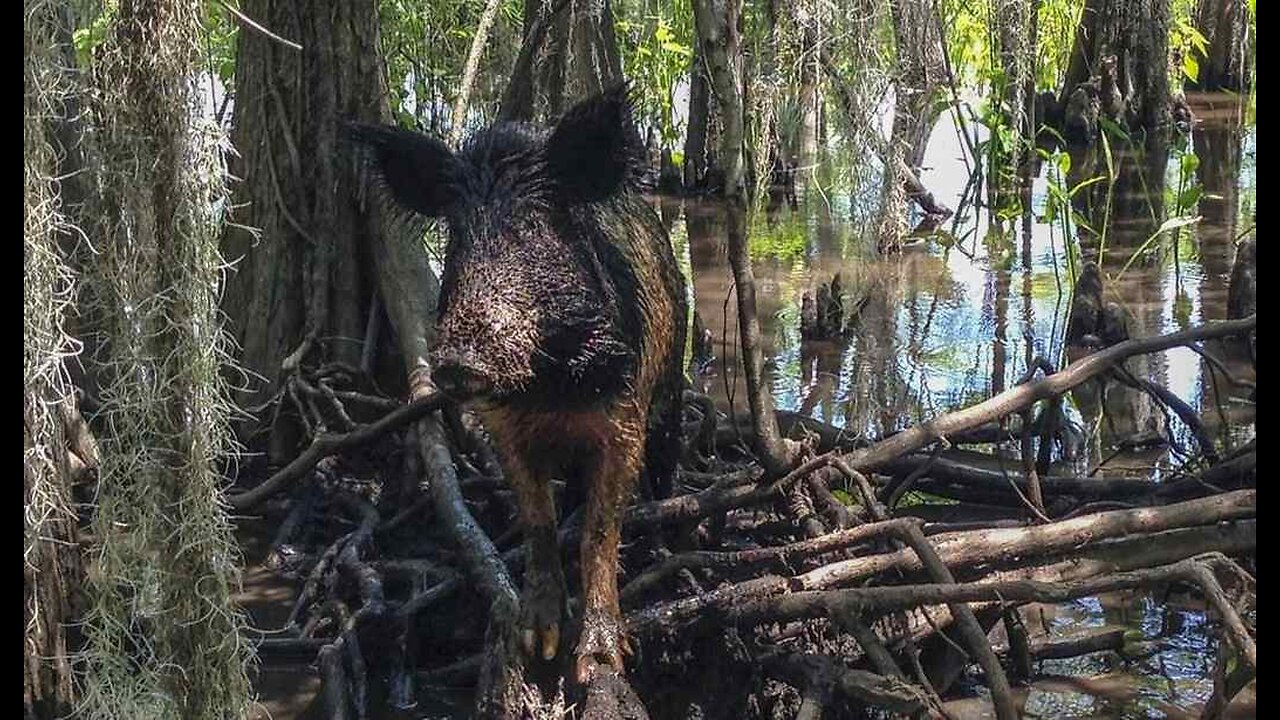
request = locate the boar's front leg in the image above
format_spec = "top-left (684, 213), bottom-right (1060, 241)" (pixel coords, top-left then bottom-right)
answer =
top-left (504, 456), bottom-right (567, 661)
top-left (573, 411), bottom-right (645, 684)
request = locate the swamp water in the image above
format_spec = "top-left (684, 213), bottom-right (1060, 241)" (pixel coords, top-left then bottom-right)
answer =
top-left (664, 92), bottom-right (1255, 718)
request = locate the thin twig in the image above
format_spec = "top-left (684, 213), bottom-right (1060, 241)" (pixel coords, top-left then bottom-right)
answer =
top-left (219, 1), bottom-right (302, 51)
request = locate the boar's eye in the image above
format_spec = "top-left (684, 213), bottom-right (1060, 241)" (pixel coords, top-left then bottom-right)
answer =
top-left (346, 122), bottom-right (458, 218)
top-left (545, 82), bottom-right (646, 203)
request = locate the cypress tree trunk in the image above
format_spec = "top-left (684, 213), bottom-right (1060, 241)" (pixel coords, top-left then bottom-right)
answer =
top-left (501, 0), bottom-right (624, 122)
top-left (220, 0), bottom-right (405, 463)
top-left (1186, 0), bottom-right (1252, 92)
top-left (24, 3), bottom-right (87, 715)
top-left (1063, 0), bottom-right (1171, 130)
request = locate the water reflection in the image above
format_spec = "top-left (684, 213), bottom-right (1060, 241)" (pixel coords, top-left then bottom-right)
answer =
top-left (671, 94), bottom-right (1254, 471)
top-left (662, 93), bottom-right (1254, 718)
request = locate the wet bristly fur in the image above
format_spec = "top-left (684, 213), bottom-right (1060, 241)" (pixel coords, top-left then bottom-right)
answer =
top-left (348, 83), bottom-right (687, 674)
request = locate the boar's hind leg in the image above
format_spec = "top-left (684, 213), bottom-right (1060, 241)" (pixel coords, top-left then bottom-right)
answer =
top-left (574, 412), bottom-right (645, 684)
top-left (506, 458), bottom-right (566, 661)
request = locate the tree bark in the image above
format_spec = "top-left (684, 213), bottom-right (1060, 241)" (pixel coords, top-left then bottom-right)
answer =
top-left (500, 0), bottom-right (623, 122)
top-left (692, 0), bottom-right (745, 196)
top-left (24, 5), bottom-right (86, 715)
top-left (682, 48), bottom-right (713, 189)
top-left (77, 1), bottom-right (254, 715)
top-left (1186, 0), bottom-right (1252, 92)
top-left (221, 0), bottom-right (402, 461)
top-left (1064, 0), bottom-right (1171, 130)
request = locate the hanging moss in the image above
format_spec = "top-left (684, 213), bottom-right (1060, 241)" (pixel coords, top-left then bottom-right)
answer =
top-left (74, 1), bottom-right (254, 717)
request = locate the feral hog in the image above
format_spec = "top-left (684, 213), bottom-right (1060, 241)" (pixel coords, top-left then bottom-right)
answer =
top-left (348, 85), bottom-right (687, 683)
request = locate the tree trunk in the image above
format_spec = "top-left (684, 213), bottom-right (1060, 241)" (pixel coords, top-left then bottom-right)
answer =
top-left (24, 4), bottom-right (86, 715)
top-left (795, 4), bottom-right (821, 194)
top-left (221, 0), bottom-right (402, 462)
top-left (76, 1), bottom-right (254, 716)
top-left (683, 48), bottom-right (713, 189)
top-left (692, 0), bottom-right (745, 196)
top-left (880, 0), bottom-right (946, 246)
top-left (1187, 0), bottom-right (1252, 92)
top-left (1063, 0), bottom-right (1171, 130)
top-left (500, 0), bottom-right (623, 122)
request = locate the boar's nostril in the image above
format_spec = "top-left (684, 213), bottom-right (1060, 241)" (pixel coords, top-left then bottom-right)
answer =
top-left (431, 359), bottom-right (492, 400)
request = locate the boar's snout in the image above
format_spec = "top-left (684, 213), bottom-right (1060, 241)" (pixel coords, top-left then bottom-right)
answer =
top-left (430, 349), bottom-right (495, 401)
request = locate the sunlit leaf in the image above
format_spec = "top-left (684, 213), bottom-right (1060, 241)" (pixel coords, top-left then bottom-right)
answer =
top-left (1117, 216), bottom-right (1202, 278)
top-left (1069, 175), bottom-right (1108, 198)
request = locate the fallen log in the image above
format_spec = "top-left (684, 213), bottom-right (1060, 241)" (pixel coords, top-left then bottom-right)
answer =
top-left (763, 652), bottom-right (937, 717)
top-left (993, 626), bottom-right (1127, 661)
top-left (627, 492), bottom-right (1254, 635)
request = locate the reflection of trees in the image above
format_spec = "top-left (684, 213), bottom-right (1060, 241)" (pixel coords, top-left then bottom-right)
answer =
top-left (1192, 97), bottom-right (1254, 443)
top-left (685, 203), bottom-right (739, 407)
top-left (684, 202), bottom-right (789, 417)
top-left (798, 340), bottom-right (846, 422)
top-left (991, 246), bottom-right (1011, 395)
top-left (840, 254), bottom-right (946, 440)
top-left (1063, 131), bottom-right (1175, 456)
top-left (1067, 131), bottom-right (1170, 254)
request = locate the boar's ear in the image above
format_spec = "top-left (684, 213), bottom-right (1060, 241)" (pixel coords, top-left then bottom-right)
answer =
top-left (345, 122), bottom-right (457, 217)
top-left (545, 82), bottom-right (645, 202)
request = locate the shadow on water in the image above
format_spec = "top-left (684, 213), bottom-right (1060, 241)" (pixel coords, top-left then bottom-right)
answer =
top-left (669, 92), bottom-right (1254, 717)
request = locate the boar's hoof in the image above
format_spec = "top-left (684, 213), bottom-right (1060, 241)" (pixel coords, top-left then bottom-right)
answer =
top-left (518, 571), bottom-right (566, 661)
top-left (574, 608), bottom-right (631, 684)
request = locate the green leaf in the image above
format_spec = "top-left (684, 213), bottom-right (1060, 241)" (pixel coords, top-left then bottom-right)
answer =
top-left (1178, 186), bottom-right (1203, 211)
top-left (1117, 216), bottom-right (1202, 278)
top-left (1180, 151), bottom-right (1200, 176)
top-left (1098, 116), bottom-right (1130, 143)
top-left (1068, 175), bottom-right (1108, 198)
top-left (660, 41), bottom-right (692, 57)
top-left (1183, 53), bottom-right (1200, 82)
top-left (1055, 152), bottom-right (1071, 176)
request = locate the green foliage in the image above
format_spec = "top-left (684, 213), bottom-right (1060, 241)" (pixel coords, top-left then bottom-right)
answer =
top-left (937, 0), bottom-right (1081, 92)
top-left (379, 0), bottom-right (520, 131)
top-left (1170, 14), bottom-right (1209, 83)
top-left (748, 211), bottom-right (809, 264)
top-left (894, 490), bottom-right (960, 508)
top-left (1034, 0), bottom-right (1084, 89)
top-left (201, 3), bottom-right (239, 90)
top-left (72, 2), bottom-right (116, 68)
top-left (616, 4), bottom-right (693, 148)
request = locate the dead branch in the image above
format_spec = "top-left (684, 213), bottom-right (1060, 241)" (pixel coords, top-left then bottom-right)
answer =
top-left (895, 523), bottom-right (1018, 720)
top-left (229, 392), bottom-right (447, 510)
top-left (837, 316), bottom-right (1254, 474)
top-left (628, 493), bottom-right (1254, 633)
top-left (992, 627), bottom-right (1126, 662)
top-left (763, 652), bottom-right (937, 717)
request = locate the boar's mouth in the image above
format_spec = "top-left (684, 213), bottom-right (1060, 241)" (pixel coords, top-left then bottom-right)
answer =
top-left (428, 343), bottom-right (534, 404)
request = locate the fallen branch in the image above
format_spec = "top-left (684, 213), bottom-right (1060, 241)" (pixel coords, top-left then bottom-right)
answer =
top-left (993, 627), bottom-right (1126, 661)
top-left (763, 652), bottom-right (937, 717)
top-left (837, 316), bottom-right (1254, 474)
top-left (229, 392), bottom-right (447, 510)
top-left (628, 492), bottom-right (1255, 634)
